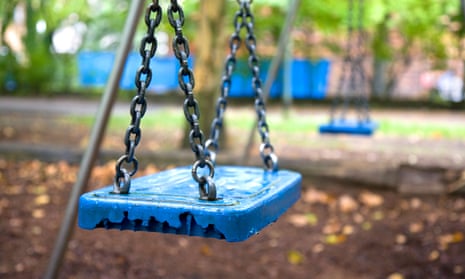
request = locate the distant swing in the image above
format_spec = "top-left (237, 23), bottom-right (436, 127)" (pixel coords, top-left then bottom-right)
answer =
top-left (319, 0), bottom-right (377, 135)
top-left (78, 0), bottom-right (301, 242)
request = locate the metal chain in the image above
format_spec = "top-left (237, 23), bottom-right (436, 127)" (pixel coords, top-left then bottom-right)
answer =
top-left (168, 0), bottom-right (216, 201)
top-left (355, 0), bottom-right (370, 122)
top-left (207, 0), bottom-right (278, 171)
top-left (113, 0), bottom-right (162, 194)
top-left (333, 0), bottom-right (369, 123)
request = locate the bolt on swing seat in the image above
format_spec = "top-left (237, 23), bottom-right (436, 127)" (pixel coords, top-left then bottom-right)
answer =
top-left (78, 0), bottom-right (301, 242)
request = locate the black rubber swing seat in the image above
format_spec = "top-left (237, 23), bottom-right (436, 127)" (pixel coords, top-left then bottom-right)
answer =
top-left (78, 165), bottom-right (301, 242)
top-left (319, 118), bottom-right (378, 136)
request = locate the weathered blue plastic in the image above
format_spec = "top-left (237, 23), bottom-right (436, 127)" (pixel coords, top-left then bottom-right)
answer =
top-left (78, 166), bottom-right (301, 242)
top-left (319, 118), bottom-right (378, 135)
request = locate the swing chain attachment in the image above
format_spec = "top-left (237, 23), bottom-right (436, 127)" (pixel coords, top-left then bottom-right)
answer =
top-left (113, 0), bottom-right (162, 194)
top-left (206, 0), bottom-right (278, 172)
top-left (168, 0), bottom-right (217, 201)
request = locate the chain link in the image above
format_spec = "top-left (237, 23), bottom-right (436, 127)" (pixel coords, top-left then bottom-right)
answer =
top-left (207, 0), bottom-right (278, 171)
top-left (113, 0), bottom-right (162, 194)
top-left (168, 0), bottom-right (216, 200)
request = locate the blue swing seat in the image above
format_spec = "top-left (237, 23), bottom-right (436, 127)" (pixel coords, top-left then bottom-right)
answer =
top-left (319, 118), bottom-right (378, 135)
top-left (78, 165), bottom-right (301, 242)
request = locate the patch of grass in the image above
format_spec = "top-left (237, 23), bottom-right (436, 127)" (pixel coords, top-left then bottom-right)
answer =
top-left (67, 109), bottom-right (465, 140)
top-left (377, 119), bottom-right (465, 139)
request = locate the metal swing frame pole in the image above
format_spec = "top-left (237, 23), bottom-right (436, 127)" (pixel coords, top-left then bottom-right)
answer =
top-left (43, 1), bottom-right (145, 278)
top-left (242, 0), bottom-right (301, 164)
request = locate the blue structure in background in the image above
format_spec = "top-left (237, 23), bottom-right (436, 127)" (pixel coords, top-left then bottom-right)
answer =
top-left (289, 59), bottom-right (330, 99)
top-left (78, 51), bottom-right (182, 94)
top-left (77, 51), bottom-right (115, 87)
top-left (77, 52), bottom-right (331, 99)
top-left (229, 59), bottom-right (283, 98)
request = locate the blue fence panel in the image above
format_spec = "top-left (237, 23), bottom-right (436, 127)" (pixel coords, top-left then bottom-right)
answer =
top-left (150, 56), bottom-right (179, 92)
top-left (120, 54), bottom-right (179, 92)
top-left (229, 59), bottom-right (283, 98)
top-left (77, 51), bottom-right (114, 87)
top-left (308, 59), bottom-right (331, 99)
top-left (77, 52), bottom-right (179, 93)
top-left (229, 59), bottom-right (255, 98)
top-left (290, 59), bottom-right (331, 99)
top-left (290, 59), bottom-right (311, 99)
top-left (119, 52), bottom-right (139, 90)
top-left (77, 52), bottom-right (330, 99)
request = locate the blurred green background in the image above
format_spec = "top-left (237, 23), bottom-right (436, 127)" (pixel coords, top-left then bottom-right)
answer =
top-left (0, 0), bottom-right (463, 101)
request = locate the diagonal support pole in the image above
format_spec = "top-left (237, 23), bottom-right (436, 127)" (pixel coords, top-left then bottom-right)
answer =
top-left (43, 1), bottom-right (145, 278)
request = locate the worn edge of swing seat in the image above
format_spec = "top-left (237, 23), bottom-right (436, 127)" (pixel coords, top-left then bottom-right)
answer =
top-left (319, 119), bottom-right (378, 135)
top-left (78, 166), bottom-right (302, 242)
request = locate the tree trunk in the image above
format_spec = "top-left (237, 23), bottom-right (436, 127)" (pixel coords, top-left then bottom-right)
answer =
top-left (181, 0), bottom-right (227, 149)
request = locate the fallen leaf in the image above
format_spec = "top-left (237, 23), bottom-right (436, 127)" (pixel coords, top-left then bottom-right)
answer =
top-left (410, 197), bottom-right (422, 209)
top-left (287, 250), bottom-right (304, 265)
top-left (200, 244), bottom-right (212, 257)
top-left (15, 263), bottom-right (24, 273)
top-left (438, 232), bottom-right (464, 250)
top-left (324, 234), bottom-right (347, 245)
top-left (342, 225), bottom-right (354, 235)
top-left (387, 273), bottom-right (405, 279)
top-left (359, 191), bottom-right (384, 208)
top-left (362, 221), bottom-right (372, 231)
top-left (409, 222), bottom-right (424, 234)
top-left (312, 243), bottom-right (324, 254)
top-left (34, 194), bottom-right (50, 206)
top-left (288, 213), bottom-right (318, 227)
top-left (288, 214), bottom-right (309, 228)
top-left (454, 232), bottom-right (465, 242)
top-left (305, 213), bottom-right (318, 226)
top-left (27, 185), bottom-right (47, 195)
top-left (303, 188), bottom-right (329, 204)
top-left (322, 220), bottom-right (341, 234)
top-left (32, 209), bottom-right (45, 219)
top-left (429, 250), bottom-right (440, 261)
top-left (372, 210), bottom-right (384, 221)
top-left (45, 164), bottom-right (58, 176)
top-left (353, 213), bottom-right (364, 224)
top-left (338, 195), bottom-right (358, 213)
top-left (454, 265), bottom-right (463, 274)
top-left (396, 234), bottom-right (407, 245)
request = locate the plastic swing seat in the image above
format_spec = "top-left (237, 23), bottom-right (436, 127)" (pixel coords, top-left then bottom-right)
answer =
top-left (78, 165), bottom-right (301, 242)
top-left (319, 118), bottom-right (378, 135)
top-left (78, 1), bottom-right (302, 243)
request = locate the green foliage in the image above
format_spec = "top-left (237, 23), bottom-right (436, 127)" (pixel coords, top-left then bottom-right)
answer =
top-left (2, 0), bottom-right (464, 96)
top-left (1, 0), bottom-right (90, 95)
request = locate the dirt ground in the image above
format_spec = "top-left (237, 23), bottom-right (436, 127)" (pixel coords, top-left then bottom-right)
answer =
top-left (1, 102), bottom-right (465, 278)
top-left (1, 159), bottom-right (465, 279)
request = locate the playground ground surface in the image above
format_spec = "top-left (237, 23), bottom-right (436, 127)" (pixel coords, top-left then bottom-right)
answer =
top-left (1, 96), bottom-right (465, 278)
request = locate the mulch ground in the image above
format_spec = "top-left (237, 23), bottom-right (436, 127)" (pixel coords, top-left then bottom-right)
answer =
top-left (1, 159), bottom-right (465, 279)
